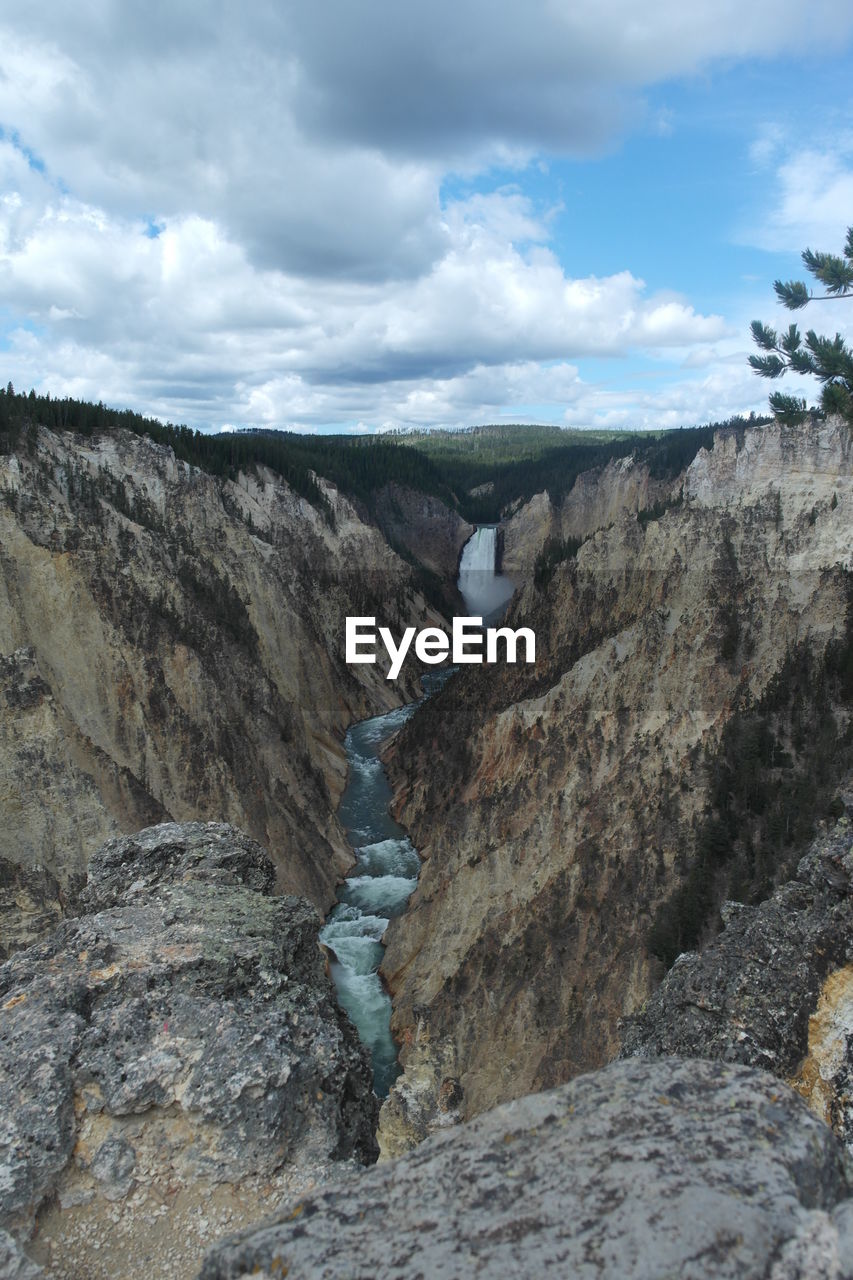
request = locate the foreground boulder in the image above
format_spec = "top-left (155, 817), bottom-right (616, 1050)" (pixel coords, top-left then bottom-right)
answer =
top-left (621, 810), bottom-right (853, 1152)
top-left (0, 822), bottom-right (378, 1270)
top-left (200, 1057), bottom-right (853, 1280)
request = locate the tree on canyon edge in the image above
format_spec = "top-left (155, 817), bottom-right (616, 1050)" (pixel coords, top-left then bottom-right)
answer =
top-left (749, 224), bottom-right (853, 424)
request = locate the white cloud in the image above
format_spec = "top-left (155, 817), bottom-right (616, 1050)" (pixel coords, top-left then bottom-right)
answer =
top-left (748, 122), bottom-right (786, 168)
top-left (561, 360), bottom-right (776, 431)
top-left (743, 136), bottom-right (853, 253)
top-left (769, 147), bottom-right (853, 251)
top-left (3, 1), bottom-right (851, 278)
top-left (0, 177), bottom-right (729, 427)
top-left (0, 2), bottom-right (850, 428)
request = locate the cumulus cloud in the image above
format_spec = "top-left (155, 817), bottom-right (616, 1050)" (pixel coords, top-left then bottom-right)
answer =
top-left (0, 1), bottom-right (850, 427)
top-left (3, 0), bottom-right (851, 278)
top-left (0, 176), bottom-right (728, 425)
top-left (286, 0), bottom-right (852, 158)
top-left (561, 359), bottom-right (775, 431)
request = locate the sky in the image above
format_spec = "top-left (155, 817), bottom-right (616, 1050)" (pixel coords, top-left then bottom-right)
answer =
top-left (1, 2), bottom-right (852, 434)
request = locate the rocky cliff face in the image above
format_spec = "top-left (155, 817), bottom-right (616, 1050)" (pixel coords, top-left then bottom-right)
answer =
top-left (0, 822), bottom-right (378, 1279)
top-left (501, 453), bottom-right (678, 580)
top-left (0, 426), bottom-right (437, 939)
top-left (379, 418), bottom-right (853, 1153)
top-left (372, 482), bottom-right (473, 580)
top-left (621, 797), bottom-right (853, 1155)
top-left (201, 1057), bottom-right (853, 1280)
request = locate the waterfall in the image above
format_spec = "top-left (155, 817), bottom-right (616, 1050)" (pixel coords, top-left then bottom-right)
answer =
top-left (458, 526), bottom-right (515, 619)
top-left (461, 526), bottom-right (498, 574)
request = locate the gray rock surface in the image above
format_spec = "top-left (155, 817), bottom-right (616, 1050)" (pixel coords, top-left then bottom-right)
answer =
top-left (621, 811), bottom-right (853, 1149)
top-left (199, 1057), bottom-right (853, 1280)
top-left (0, 822), bottom-right (378, 1245)
top-left (0, 1229), bottom-right (43, 1278)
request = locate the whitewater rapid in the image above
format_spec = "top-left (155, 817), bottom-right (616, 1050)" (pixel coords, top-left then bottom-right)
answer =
top-left (319, 676), bottom-right (448, 1096)
top-left (321, 526), bottom-right (512, 1095)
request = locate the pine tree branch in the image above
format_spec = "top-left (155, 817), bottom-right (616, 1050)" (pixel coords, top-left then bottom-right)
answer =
top-left (751, 225), bottom-right (853, 424)
top-left (748, 354), bottom-right (787, 379)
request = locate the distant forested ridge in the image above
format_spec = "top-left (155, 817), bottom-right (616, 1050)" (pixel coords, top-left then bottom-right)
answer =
top-left (0, 383), bottom-right (768, 525)
top-left (396, 421), bottom-right (756, 522)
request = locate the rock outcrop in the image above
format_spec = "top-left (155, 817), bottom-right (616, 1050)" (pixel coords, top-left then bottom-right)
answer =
top-left (372, 482), bottom-right (473, 580)
top-left (0, 822), bottom-right (378, 1277)
top-left (380, 418), bottom-right (853, 1151)
top-left (0, 1230), bottom-right (43, 1279)
top-left (501, 453), bottom-right (678, 580)
top-left (0, 856), bottom-right (68, 962)
top-left (0, 426), bottom-right (438, 943)
top-left (200, 1057), bottom-right (853, 1280)
top-left (621, 803), bottom-right (853, 1154)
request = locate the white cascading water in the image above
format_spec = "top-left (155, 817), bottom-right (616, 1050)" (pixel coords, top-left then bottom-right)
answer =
top-left (319, 672), bottom-right (451, 1097)
top-left (458, 525), bottom-right (515, 620)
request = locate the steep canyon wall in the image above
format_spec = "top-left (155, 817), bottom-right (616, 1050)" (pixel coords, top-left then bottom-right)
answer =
top-left (379, 419), bottom-right (853, 1154)
top-left (0, 426), bottom-right (438, 950)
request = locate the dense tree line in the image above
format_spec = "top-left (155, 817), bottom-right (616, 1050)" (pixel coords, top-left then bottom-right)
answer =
top-left (407, 429), bottom-right (675, 522)
top-left (0, 385), bottom-right (336, 520)
top-left (400, 418), bottom-right (767, 522)
top-left (247, 429), bottom-right (456, 513)
top-left (0, 382), bottom-right (769, 527)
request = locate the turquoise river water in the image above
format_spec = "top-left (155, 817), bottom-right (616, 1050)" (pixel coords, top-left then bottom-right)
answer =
top-left (320, 524), bottom-right (513, 1094)
top-left (318, 671), bottom-right (450, 1095)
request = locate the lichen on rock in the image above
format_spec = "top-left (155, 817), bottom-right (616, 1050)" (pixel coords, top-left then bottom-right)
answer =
top-left (199, 1057), bottom-right (853, 1280)
top-left (0, 821), bottom-right (378, 1267)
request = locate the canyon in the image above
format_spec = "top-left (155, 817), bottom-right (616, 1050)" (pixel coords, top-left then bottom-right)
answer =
top-left (378, 418), bottom-right (853, 1154)
top-left (0, 425), bottom-right (447, 953)
top-left (2, 414), bottom-right (853, 1278)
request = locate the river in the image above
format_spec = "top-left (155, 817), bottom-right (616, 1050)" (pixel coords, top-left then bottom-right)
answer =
top-left (318, 671), bottom-right (450, 1095)
top-left (320, 525), bottom-right (512, 1095)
